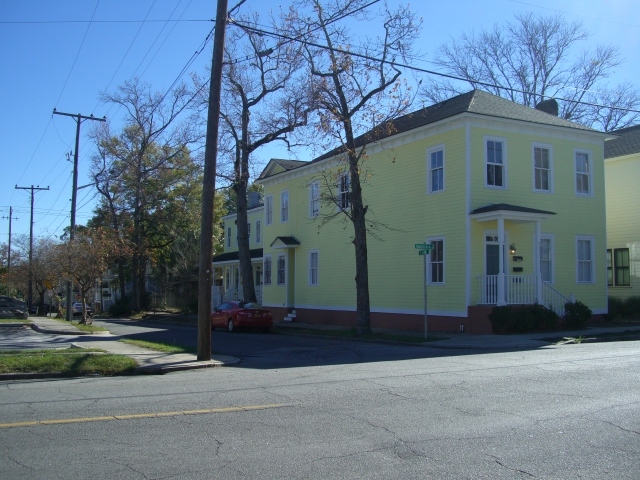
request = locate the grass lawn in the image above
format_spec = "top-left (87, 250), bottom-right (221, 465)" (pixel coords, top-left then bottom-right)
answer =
top-left (0, 348), bottom-right (138, 376)
top-left (118, 338), bottom-right (196, 354)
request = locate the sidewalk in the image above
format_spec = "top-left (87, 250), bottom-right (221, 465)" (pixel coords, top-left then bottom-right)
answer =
top-left (28, 317), bottom-right (240, 373)
top-left (273, 319), bottom-right (640, 349)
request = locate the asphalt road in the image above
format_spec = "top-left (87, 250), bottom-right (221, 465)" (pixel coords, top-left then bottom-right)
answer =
top-left (1, 324), bottom-right (639, 479)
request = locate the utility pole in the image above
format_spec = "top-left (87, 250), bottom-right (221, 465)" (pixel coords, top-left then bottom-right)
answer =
top-left (15, 186), bottom-right (49, 314)
top-left (2, 207), bottom-right (19, 296)
top-left (198, 0), bottom-right (229, 361)
top-left (52, 109), bottom-right (105, 321)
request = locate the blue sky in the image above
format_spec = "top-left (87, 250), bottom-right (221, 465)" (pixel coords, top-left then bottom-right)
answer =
top-left (1, 0), bottom-right (638, 242)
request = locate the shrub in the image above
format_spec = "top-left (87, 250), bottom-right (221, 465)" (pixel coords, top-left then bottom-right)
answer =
top-left (530, 303), bottom-right (559, 330)
top-left (605, 296), bottom-right (625, 321)
top-left (108, 296), bottom-right (131, 317)
top-left (489, 305), bottom-right (513, 334)
top-left (625, 296), bottom-right (640, 319)
top-left (563, 301), bottom-right (592, 329)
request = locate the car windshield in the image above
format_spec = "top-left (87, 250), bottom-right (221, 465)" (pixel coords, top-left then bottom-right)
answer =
top-left (242, 302), bottom-right (262, 309)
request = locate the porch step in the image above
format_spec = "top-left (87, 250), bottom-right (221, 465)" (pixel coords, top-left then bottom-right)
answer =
top-left (283, 310), bottom-right (296, 322)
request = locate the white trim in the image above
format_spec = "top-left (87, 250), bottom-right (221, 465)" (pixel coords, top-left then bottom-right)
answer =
top-left (575, 235), bottom-right (595, 284)
top-left (256, 113), bottom-right (607, 188)
top-left (280, 190), bottom-right (289, 223)
top-left (265, 195), bottom-right (273, 225)
top-left (309, 181), bottom-right (320, 218)
top-left (574, 148), bottom-right (593, 197)
top-left (427, 144), bottom-right (445, 194)
top-left (426, 236), bottom-right (445, 285)
top-left (484, 136), bottom-right (507, 189)
top-left (532, 142), bottom-right (554, 193)
top-left (465, 121), bottom-right (471, 306)
top-left (308, 249), bottom-right (319, 286)
top-left (538, 233), bottom-right (555, 284)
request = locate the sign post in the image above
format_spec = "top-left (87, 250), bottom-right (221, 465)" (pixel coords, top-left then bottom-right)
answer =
top-left (415, 243), bottom-right (433, 340)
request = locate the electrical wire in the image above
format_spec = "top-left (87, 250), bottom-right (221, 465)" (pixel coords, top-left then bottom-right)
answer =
top-left (229, 19), bottom-right (640, 115)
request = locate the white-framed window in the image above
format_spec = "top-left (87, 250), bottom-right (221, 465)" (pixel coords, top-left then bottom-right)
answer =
top-left (576, 235), bottom-right (595, 283)
top-left (277, 254), bottom-right (286, 285)
top-left (575, 150), bottom-right (592, 196)
top-left (485, 137), bottom-right (506, 188)
top-left (338, 174), bottom-right (350, 210)
top-left (533, 143), bottom-right (553, 193)
top-left (263, 256), bottom-right (272, 285)
top-left (539, 234), bottom-right (554, 283)
top-left (247, 223), bottom-right (251, 244)
top-left (256, 220), bottom-right (261, 244)
top-left (280, 190), bottom-right (289, 223)
top-left (265, 195), bottom-right (273, 225)
top-left (309, 181), bottom-right (319, 218)
top-left (427, 146), bottom-right (445, 193)
top-left (226, 226), bottom-right (232, 248)
top-left (308, 250), bottom-right (319, 286)
top-left (427, 238), bottom-right (444, 284)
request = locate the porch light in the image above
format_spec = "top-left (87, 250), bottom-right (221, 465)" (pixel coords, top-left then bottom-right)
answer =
top-left (509, 243), bottom-right (516, 255)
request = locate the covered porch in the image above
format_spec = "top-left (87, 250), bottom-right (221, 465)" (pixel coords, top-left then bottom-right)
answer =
top-left (470, 203), bottom-right (570, 316)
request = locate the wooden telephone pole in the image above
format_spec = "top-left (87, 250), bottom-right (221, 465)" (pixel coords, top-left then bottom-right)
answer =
top-left (2, 207), bottom-right (19, 296)
top-left (52, 109), bottom-right (105, 320)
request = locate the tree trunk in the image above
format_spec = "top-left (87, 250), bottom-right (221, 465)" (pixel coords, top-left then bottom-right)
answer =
top-left (236, 183), bottom-right (257, 303)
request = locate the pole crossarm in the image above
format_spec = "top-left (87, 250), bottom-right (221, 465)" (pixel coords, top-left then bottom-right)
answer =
top-left (52, 109), bottom-right (105, 321)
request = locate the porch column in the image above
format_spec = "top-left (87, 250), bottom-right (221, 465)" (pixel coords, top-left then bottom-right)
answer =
top-left (497, 218), bottom-right (506, 306)
top-left (534, 220), bottom-right (542, 304)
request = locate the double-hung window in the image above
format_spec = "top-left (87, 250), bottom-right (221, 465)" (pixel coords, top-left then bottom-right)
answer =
top-left (309, 182), bottom-right (319, 217)
top-left (256, 220), bottom-right (261, 244)
top-left (576, 236), bottom-right (594, 283)
top-left (539, 236), bottom-right (553, 283)
top-left (533, 144), bottom-right (552, 192)
top-left (277, 254), bottom-right (286, 285)
top-left (486, 138), bottom-right (505, 188)
top-left (309, 250), bottom-right (319, 286)
top-left (575, 150), bottom-right (592, 196)
top-left (608, 248), bottom-right (630, 287)
top-left (263, 256), bottom-right (272, 285)
top-left (338, 174), bottom-right (350, 210)
top-left (281, 191), bottom-right (289, 223)
top-left (427, 238), bottom-right (444, 284)
top-left (428, 146), bottom-right (444, 193)
top-left (226, 226), bottom-right (232, 248)
top-left (265, 195), bottom-right (273, 225)
top-left (247, 223), bottom-right (251, 244)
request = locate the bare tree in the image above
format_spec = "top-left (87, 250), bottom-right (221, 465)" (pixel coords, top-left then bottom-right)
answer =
top-left (421, 12), bottom-right (640, 131)
top-left (290, 0), bottom-right (421, 334)
top-left (199, 11), bottom-right (314, 303)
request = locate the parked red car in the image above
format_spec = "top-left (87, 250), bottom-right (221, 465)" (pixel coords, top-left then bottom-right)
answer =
top-left (211, 301), bottom-right (273, 333)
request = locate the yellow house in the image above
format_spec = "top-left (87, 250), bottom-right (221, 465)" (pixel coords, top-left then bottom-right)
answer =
top-left (222, 90), bottom-right (610, 333)
top-left (605, 125), bottom-right (640, 299)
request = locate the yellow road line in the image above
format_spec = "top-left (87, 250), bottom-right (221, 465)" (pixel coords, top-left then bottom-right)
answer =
top-left (0, 403), bottom-right (292, 429)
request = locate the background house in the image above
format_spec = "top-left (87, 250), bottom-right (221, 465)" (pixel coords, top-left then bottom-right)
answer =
top-left (251, 90), bottom-right (609, 334)
top-left (604, 125), bottom-right (640, 299)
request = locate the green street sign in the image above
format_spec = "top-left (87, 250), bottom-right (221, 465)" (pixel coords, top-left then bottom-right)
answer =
top-left (415, 243), bottom-right (429, 249)
top-left (419, 249), bottom-right (432, 255)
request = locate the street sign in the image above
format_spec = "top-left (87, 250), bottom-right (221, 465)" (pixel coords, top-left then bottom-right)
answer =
top-left (418, 250), bottom-right (430, 255)
top-left (415, 243), bottom-right (433, 252)
top-left (415, 243), bottom-right (428, 249)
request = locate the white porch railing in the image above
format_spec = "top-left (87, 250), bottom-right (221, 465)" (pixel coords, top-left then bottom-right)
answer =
top-left (478, 275), bottom-right (537, 305)
top-left (212, 286), bottom-right (263, 307)
top-left (540, 282), bottom-right (571, 317)
top-left (477, 275), bottom-right (571, 317)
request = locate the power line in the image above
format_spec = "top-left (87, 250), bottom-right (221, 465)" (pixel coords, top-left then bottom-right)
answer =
top-left (230, 19), bottom-right (640, 115)
top-left (0, 19), bottom-right (210, 25)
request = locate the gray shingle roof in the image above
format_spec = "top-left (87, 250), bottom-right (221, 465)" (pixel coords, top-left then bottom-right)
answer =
top-left (313, 90), bottom-right (597, 162)
top-left (605, 125), bottom-right (640, 158)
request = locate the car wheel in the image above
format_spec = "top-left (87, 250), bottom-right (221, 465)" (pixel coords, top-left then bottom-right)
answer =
top-left (227, 319), bottom-right (235, 333)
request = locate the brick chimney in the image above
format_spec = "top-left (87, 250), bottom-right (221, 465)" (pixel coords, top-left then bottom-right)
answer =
top-left (535, 98), bottom-right (559, 117)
